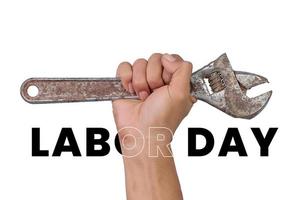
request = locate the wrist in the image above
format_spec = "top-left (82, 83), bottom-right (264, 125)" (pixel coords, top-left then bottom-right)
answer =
top-left (118, 127), bottom-right (174, 158)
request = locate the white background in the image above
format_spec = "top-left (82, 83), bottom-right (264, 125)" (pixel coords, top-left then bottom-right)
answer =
top-left (0, 0), bottom-right (299, 199)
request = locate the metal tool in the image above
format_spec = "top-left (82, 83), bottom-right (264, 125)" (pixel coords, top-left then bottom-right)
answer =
top-left (20, 53), bottom-right (272, 119)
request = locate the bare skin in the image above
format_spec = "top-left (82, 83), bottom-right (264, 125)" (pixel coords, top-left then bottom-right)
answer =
top-left (112, 53), bottom-right (196, 200)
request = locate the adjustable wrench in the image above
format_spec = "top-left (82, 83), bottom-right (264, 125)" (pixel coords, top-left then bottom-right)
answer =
top-left (20, 54), bottom-right (272, 119)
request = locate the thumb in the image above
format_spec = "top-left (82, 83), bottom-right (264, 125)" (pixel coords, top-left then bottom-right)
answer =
top-left (161, 54), bottom-right (192, 94)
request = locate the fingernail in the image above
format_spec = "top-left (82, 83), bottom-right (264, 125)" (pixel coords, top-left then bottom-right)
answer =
top-left (139, 91), bottom-right (149, 101)
top-left (128, 83), bottom-right (134, 94)
top-left (163, 53), bottom-right (177, 62)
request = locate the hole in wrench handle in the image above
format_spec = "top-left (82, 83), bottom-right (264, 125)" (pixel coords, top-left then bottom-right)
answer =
top-left (20, 78), bottom-right (139, 103)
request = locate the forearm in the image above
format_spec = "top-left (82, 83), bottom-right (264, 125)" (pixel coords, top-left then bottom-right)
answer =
top-left (113, 53), bottom-right (194, 200)
top-left (120, 133), bottom-right (183, 200)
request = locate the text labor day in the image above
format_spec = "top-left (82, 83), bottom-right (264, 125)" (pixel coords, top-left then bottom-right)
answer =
top-left (32, 127), bottom-right (278, 157)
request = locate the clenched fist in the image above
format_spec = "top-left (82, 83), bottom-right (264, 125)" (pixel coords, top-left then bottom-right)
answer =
top-left (112, 53), bottom-right (196, 145)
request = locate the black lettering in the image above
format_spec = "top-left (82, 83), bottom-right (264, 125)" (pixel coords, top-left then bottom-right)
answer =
top-left (252, 128), bottom-right (277, 156)
top-left (219, 128), bottom-right (247, 156)
top-left (52, 128), bottom-right (81, 156)
top-left (114, 134), bottom-right (122, 154)
top-left (32, 128), bottom-right (49, 156)
top-left (86, 128), bottom-right (110, 156)
top-left (188, 128), bottom-right (214, 156)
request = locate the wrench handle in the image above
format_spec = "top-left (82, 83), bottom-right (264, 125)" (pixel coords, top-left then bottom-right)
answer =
top-left (20, 78), bottom-right (139, 103)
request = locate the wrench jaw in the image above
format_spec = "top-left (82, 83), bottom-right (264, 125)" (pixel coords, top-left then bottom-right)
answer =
top-left (224, 89), bottom-right (272, 119)
top-left (233, 71), bottom-right (272, 119)
top-left (235, 71), bottom-right (269, 92)
top-left (191, 53), bottom-right (272, 119)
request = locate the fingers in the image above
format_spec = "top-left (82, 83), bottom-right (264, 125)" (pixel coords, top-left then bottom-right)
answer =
top-left (132, 58), bottom-right (150, 100)
top-left (147, 53), bottom-right (164, 90)
top-left (162, 70), bottom-right (172, 84)
top-left (162, 54), bottom-right (184, 84)
top-left (161, 54), bottom-right (193, 97)
top-left (116, 53), bottom-right (194, 103)
top-left (116, 62), bottom-right (133, 93)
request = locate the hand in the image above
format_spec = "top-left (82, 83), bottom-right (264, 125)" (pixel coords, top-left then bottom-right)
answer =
top-left (112, 53), bottom-right (195, 200)
top-left (112, 53), bottom-right (196, 148)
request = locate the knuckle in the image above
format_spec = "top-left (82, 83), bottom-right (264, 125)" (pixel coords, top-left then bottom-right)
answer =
top-left (149, 53), bottom-right (162, 60)
top-left (118, 61), bottom-right (131, 68)
top-left (133, 58), bottom-right (147, 66)
top-left (117, 65), bottom-right (132, 80)
top-left (172, 54), bottom-right (182, 60)
top-left (117, 62), bottom-right (130, 72)
top-left (183, 61), bottom-right (193, 68)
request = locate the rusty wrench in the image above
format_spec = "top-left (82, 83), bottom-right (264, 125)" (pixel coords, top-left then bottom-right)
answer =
top-left (20, 54), bottom-right (272, 119)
